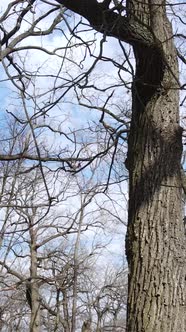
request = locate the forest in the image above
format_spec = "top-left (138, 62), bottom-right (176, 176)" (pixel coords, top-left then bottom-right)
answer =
top-left (0, 1), bottom-right (186, 332)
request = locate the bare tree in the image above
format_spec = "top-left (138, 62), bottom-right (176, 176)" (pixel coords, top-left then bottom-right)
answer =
top-left (0, 125), bottom-right (126, 331)
top-left (1, 0), bottom-right (186, 331)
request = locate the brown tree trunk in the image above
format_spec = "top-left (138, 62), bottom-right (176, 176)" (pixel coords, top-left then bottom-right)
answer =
top-left (126, 1), bottom-right (186, 331)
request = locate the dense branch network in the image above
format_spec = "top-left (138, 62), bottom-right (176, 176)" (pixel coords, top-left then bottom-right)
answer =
top-left (55, 0), bottom-right (165, 105)
top-left (55, 0), bottom-right (155, 47)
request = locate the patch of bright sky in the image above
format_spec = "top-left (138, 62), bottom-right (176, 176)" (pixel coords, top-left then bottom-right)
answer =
top-left (167, 1), bottom-right (186, 153)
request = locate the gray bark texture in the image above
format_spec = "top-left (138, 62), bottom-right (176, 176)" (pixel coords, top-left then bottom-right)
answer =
top-left (55, 1), bottom-right (186, 331)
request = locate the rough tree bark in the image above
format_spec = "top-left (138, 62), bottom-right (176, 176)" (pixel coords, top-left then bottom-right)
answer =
top-left (55, 1), bottom-right (186, 331)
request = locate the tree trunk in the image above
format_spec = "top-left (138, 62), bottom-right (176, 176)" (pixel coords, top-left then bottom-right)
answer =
top-left (54, 1), bottom-right (186, 331)
top-left (126, 1), bottom-right (186, 331)
top-left (29, 227), bottom-right (40, 332)
top-left (71, 206), bottom-right (84, 332)
top-left (61, 289), bottom-right (71, 332)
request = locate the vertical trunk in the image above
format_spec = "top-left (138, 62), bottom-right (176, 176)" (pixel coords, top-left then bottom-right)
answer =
top-left (62, 289), bottom-right (70, 332)
top-left (95, 314), bottom-right (102, 332)
top-left (71, 200), bottom-right (85, 332)
top-left (112, 311), bottom-right (118, 332)
top-left (54, 289), bottom-right (60, 332)
top-left (126, 1), bottom-right (186, 331)
top-left (29, 227), bottom-right (40, 332)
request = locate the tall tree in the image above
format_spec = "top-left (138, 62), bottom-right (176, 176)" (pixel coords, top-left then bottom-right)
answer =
top-left (54, 1), bottom-right (186, 331)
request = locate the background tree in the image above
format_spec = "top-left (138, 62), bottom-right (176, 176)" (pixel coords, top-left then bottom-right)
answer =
top-left (0, 119), bottom-right (126, 331)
